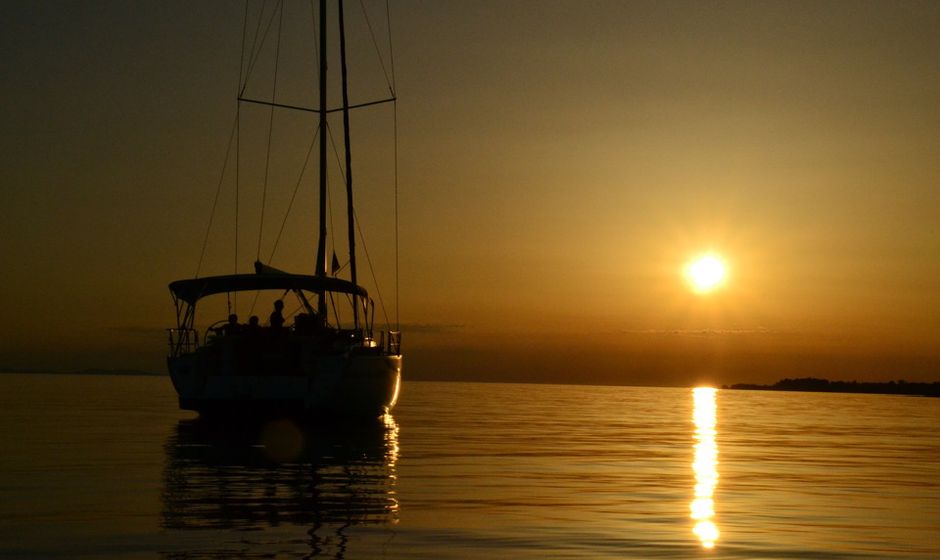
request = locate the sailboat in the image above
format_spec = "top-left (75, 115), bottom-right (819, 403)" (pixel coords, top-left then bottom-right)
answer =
top-left (166, 0), bottom-right (402, 417)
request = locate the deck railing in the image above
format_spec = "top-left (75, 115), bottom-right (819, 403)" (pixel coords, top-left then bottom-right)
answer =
top-left (388, 330), bottom-right (402, 355)
top-left (167, 328), bottom-right (199, 357)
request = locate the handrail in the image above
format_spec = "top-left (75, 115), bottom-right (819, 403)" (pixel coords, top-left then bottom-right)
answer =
top-left (388, 330), bottom-right (401, 355)
top-left (167, 328), bottom-right (199, 357)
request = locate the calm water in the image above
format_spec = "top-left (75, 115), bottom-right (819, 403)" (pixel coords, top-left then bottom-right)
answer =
top-left (0, 374), bottom-right (938, 559)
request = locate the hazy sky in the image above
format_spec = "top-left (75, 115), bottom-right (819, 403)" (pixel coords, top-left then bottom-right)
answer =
top-left (2, 1), bottom-right (938, 385)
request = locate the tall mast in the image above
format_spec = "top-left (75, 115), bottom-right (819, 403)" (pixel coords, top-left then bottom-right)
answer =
top-left (338, 0), bottom-right (359, 330)
top-left (315, 0), bottom-right (328, 316)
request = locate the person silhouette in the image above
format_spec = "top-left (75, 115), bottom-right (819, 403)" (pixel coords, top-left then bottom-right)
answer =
top-left (269, 300), bottom-right (285, 330)
top-left (219, 313), bottom-right (241, 336)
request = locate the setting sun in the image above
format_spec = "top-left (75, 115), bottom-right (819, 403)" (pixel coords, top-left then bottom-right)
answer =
top-left (684, 254), bottom-right (728, 294)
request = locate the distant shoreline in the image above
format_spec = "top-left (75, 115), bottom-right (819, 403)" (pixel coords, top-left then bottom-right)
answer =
top-left (0, 368), bottom-right (162, 377)
top-left (2, 370), bottom-right (937, 395)
top-left (724, 377), bottom-right (940, 397)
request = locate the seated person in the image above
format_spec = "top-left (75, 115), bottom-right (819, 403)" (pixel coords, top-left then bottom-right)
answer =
top-left (214, 314), bottom-right (242, 336)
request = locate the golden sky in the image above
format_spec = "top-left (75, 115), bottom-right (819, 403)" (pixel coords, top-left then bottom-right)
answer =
top-left (1, 1), bottom-right (938, 384)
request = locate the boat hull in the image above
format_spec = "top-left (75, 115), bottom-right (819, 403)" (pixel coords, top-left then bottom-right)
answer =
top-left (168, 352), bottom-right (401, 418)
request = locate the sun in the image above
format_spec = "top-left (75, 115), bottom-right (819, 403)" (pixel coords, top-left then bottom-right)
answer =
top-left (684, 253), bottom-right (728, 294)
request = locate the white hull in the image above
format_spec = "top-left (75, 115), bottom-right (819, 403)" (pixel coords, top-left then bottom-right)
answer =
top-left (168, 352), bottom-right (401, 417)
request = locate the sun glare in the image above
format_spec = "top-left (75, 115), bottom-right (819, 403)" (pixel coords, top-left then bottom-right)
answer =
top-left (684, 254), bottom-right (727, 294)
top-left (692, 387), bottom-right (719, 549)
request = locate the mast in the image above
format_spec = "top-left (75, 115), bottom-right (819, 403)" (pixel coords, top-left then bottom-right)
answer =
top-left (315, 0), bottom-right (328, 317)
top-left (338, 0), bottom-right (360, 331)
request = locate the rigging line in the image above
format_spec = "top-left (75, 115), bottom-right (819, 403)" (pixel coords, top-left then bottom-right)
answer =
top-left (248, 287), bottom-right (261, 317)
top-left (238, 1), bottom-right (250, 94)
top-left (234, 107), bottom-right (241, 311)
top-left (233, 0), bottom-right (270, 313)
top-left (268, 122), bottom-right (321, 263)
top-left (393, 99), bottom-right (400, 330)
top-left (230, 0), bottom-right (251, 311)
top-left (322, 123), bottom-right (349, 283)
top-left (256, 0), bottom-right (285, 263)
top-left (326, 123), bottom-right (390, 327)
top-left (327, 121), bottom-right (357, 271)
top-left (353, 204), bottom-right (391, 329)
top-left (326, 122), bottom-right (347, 188)
top-left (237, 96), bottom-right (395, 114)
top-left (194, 114), bottom-right (239, 278)
top-left (324, 122), bottom-right (337, 268)
top-left (385, 0), bottom-right (399, 329)
top-left (358, 0), bottom-right (394, 95)
top-left (287, 300), bottom-right (305, 321)
top-left (328, 291), bottom-right (340, 328)
top-left (241, 0), bottom-right (281, 97)
top-left (240, 0), bottom-right (266, 95)
top-left (385, 0), bottom-right (397, 92)
top-left (306, 0), bottom-right (331, 273)
top-left (221, 0), bottom-right (248, 315)
top-left (309, 0), bottom-right (319, 72)
top-left (235, 96), bottom-right (241, 312)
top-left (322, 109), bottom-right (389, 328)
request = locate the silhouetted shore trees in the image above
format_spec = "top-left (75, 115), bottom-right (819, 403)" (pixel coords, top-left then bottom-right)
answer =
top-left (725, 377), bottom-right (940, 397)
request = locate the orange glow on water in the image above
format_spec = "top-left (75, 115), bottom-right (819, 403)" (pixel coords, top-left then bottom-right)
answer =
top-left (692, 387), bottom-right (720, 549)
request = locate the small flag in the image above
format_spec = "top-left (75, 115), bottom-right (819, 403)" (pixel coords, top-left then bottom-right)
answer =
top-left (331, 251), bottom-right (341, 275)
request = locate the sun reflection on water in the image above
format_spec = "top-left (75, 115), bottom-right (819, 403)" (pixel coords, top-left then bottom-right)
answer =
top-left (692, 387), bottom-right (720, 549)
top-left (384, 413), bottom-right (402, 520)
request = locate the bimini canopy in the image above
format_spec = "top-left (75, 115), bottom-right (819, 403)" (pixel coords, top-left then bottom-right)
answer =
top-left (169, 273), bottom-right (368, 305)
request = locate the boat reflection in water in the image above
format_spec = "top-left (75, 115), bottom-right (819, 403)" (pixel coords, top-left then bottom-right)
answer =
top-left (161, 415), bottom-right (399, 558)
top-left (691, 387), bottom-right (720, 549)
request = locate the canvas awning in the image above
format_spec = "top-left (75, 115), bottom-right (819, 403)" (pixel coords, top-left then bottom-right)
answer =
top-left (169, 273), bottom-right (368, 305)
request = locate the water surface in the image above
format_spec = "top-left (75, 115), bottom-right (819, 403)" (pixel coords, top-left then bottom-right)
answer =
top-left (0, 374), bottom-right (937, 558)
